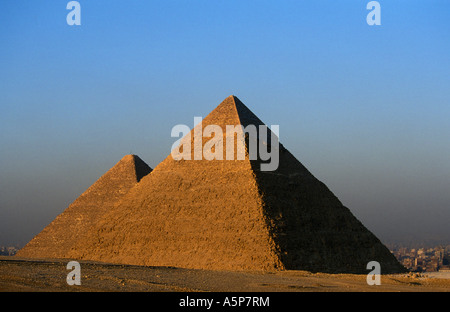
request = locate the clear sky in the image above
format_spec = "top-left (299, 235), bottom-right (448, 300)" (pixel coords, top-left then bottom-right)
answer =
top-left (0, 1), bottom-right (449, 247)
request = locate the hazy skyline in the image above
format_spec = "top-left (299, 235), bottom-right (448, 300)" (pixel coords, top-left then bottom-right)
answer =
top-left (1, 1), bottom-right (449, 247)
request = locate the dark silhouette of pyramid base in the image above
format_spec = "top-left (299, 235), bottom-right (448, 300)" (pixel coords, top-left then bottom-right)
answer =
top-left (56, 96), bottom-right (406, 274)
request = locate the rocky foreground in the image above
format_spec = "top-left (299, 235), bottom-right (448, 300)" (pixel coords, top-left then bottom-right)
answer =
top-left (0, 257), bottom-right (448, 292)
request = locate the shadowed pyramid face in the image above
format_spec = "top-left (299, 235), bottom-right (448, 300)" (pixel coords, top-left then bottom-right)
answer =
top-left (52, 96), bottom-right (405, 274)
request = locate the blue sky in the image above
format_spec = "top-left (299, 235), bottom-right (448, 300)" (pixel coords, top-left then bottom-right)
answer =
top-left (1, 1), bottom-right (449, 246)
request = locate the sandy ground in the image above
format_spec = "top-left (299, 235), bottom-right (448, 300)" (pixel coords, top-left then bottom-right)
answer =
top-left (0, 256), bottom-right (449, 292)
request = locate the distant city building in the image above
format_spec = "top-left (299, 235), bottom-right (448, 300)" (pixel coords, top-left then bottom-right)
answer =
top-left (391, 245), bottom-right (450, 272)
top-left (0, 246), bottom-right (19, 256)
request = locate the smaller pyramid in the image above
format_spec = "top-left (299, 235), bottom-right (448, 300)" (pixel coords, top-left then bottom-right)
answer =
top-left (16, 155), bottom-right (152, 259)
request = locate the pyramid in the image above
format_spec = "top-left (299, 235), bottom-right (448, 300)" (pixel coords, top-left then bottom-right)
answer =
top-left (66, 96), bottom-right (405, 273)
top-left (16, 154), bottom-right (152, 259)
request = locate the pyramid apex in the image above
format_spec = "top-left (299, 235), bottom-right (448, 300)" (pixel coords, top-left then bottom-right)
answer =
top-left (121, 154), bottom-right (136, 161)
top-left (215, 94), bottom-right (245, 111)
top-left (118, 154), bottom-right (152, 182)
top-left (224, 94), bottom-right (241, 102)
top-left (120, 154), bottom-right (145, 163)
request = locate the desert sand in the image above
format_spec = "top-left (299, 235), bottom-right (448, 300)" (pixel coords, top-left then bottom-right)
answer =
top-left (1, 256), bottom-right (448, 292)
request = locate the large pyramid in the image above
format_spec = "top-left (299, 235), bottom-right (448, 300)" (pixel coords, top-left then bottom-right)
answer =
top-left (16, 154), bottom-right (152, 259)
top-left (63, 96), bottom-right (405, 274)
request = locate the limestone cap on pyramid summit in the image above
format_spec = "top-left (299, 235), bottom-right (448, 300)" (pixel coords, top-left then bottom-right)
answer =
top-left (115, 154), bottom-right (152, 182)
top-left (120, 154), bottom-right (146, 163)
top-left (170, 96), bottom-right (280, 171)
top-left (121, 154), bottom-right (136, 161)
top-left (220, 95), bottom-right (243, 106)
